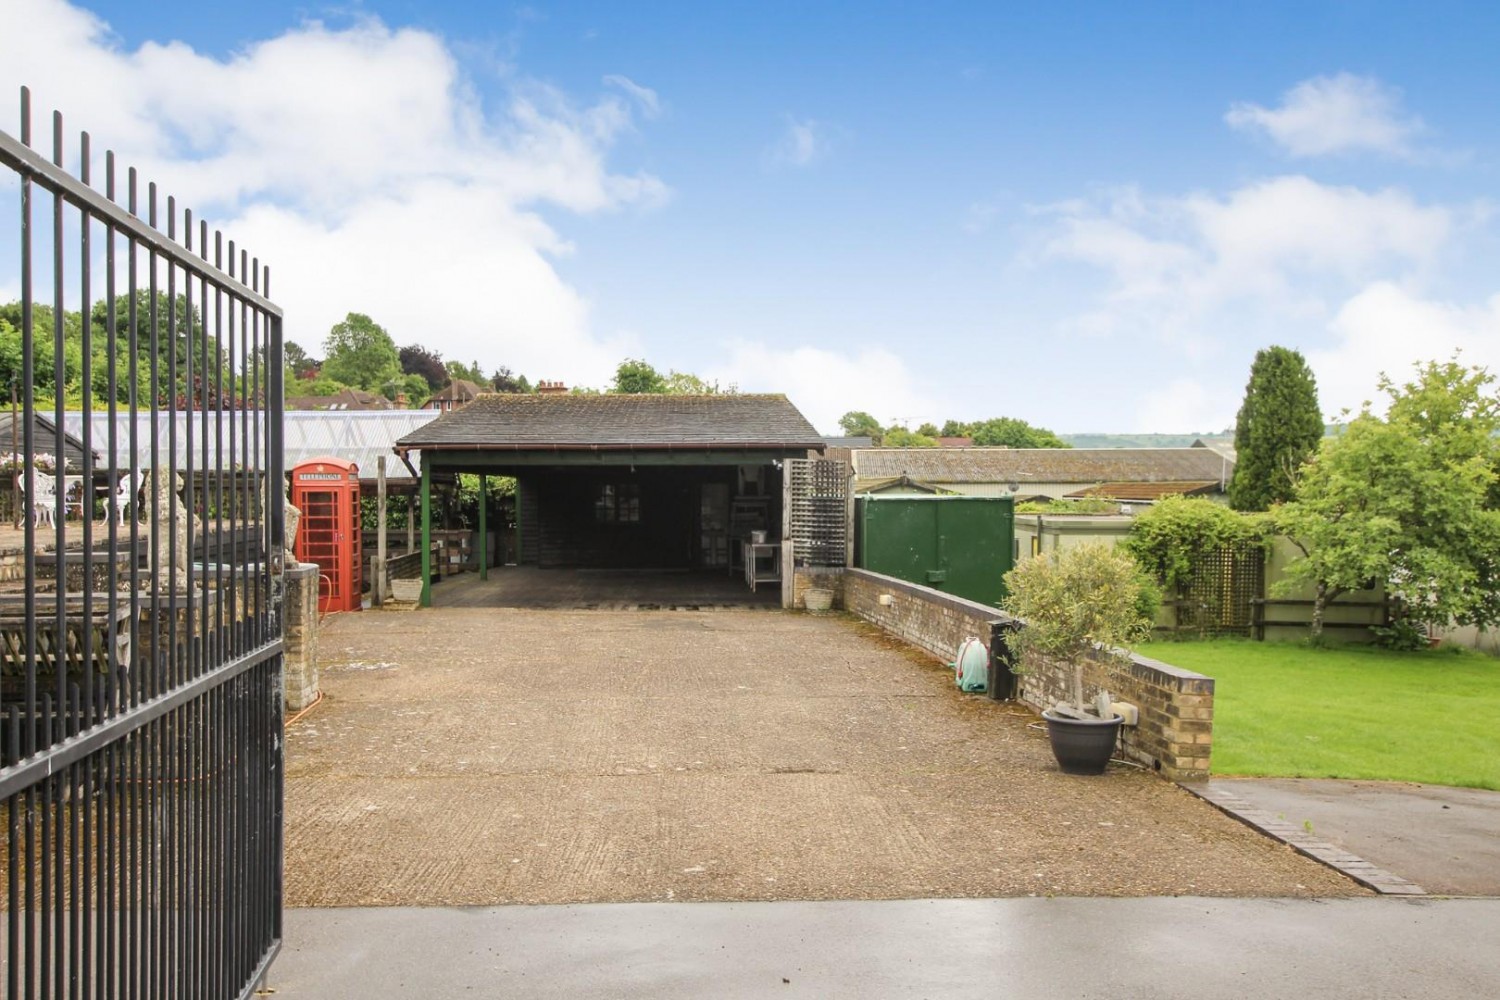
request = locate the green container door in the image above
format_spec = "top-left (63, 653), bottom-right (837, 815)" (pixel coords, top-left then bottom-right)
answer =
top-left (856, 495), bottom-right (1015, 606)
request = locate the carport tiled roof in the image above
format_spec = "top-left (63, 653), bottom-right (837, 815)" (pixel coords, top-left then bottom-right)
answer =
top-left (852, 447), bottom-right (1233, 484)
top-left (397, 393), bottom-right (825, 451)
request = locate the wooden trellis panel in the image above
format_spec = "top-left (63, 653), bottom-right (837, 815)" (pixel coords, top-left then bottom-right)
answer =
top-left (785, 458), bottom-right (849, 567)
top-left (1174, 543), bottom-right (1265, 635)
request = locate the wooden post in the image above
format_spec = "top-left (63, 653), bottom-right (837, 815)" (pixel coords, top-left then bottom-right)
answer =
top-left (420, 453), bottom-right (432, 607)
top-left (375, 456), bottom-right (387, 606)
top-left (781, 460), bottom-right (795, 609)
top-left (478, 473), bottom-right (488, 581)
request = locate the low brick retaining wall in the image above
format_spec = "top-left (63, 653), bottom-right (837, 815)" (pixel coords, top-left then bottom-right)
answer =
top-left (845, 568), bottom-right (1214, 780)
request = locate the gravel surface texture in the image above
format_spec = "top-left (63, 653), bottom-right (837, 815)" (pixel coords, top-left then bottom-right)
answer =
top-left (285, 608), bottom-right (1361, 906)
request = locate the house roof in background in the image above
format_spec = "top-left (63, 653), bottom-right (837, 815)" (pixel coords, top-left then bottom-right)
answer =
top-left (854, 475), bottom-right (944, 494)
top-left (426, 379), bottom-right (483, 403)
top-left (285, 387), bottom-right (394, 411)
top-left (1064, 480), bottom-right (1222, 501)
top-left (398, 394), bottom-right (825, 451)
top-left (0, 412), bottom-right (95, 467)
top-left (851, 447), bottom-right (1234, 485)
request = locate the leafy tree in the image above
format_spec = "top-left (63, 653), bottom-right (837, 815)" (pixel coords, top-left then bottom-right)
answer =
top-left (321, 313), bottom-right (401, 391)
top-left (663, 370), bottom-right (733, 394)
top-left (490, 366), bottom-right (532, 393)
top-left (284, 340), bottom-right (316, 377)
top-left (940, 419), bottom-right (972, 437)
top-left (969, 416), bottom-right (1070, 449)
top-left (837, 410), bottom-right (884, 443)
top-left (915, 422), bottom-right (940, 437)
top-left (1277, 358), bottom-right (1500, 639)
top-left (611, 358), bottom-right (668, 394)
top-left (382, 373), bottom-right (431, 406)
top-left (1121, 495), bottom-right (1269, 594)
top-left (1229, 346), bottom-right (1323, 511)
top-left (399, 344), bottom-right (447, 391)
top-left (882, 426), bottom-right (939, 448)
top-left (289, 373), bottom-right (352, 397)
top-left (445, 359), bottom-right (487, 385)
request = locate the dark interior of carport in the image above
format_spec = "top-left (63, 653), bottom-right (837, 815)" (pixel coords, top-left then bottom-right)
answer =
top-left (393, 393), bottom-right (827, 606)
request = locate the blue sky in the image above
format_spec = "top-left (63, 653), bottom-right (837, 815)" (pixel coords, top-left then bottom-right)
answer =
top-left (5, 0), bottom-right (1500, 433)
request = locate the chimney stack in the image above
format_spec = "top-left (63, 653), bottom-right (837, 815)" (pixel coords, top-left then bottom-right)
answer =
top-left (537, 380), bottom-right (568, 395)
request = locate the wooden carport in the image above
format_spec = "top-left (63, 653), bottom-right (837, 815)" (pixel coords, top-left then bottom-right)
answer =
top-left (393, 392), bottom-right (825, 606)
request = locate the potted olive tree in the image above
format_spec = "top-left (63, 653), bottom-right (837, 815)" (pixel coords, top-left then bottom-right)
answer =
top-left (1000, 543), bottom-right (1157, 775)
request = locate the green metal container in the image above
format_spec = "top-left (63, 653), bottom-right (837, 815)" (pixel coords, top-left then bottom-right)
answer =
top-left (855, 495), bottom-right (1015, 606)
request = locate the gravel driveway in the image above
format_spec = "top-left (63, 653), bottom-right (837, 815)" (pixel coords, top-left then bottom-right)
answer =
top-left (284, 608), bottom-right (1360, 906)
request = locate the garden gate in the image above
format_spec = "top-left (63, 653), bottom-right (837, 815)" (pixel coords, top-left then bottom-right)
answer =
top-left (0, 88), bottom-right (286, 998)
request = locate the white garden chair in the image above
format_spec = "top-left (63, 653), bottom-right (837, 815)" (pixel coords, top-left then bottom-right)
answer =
top-left (22, 472), bottom-right (58, 527)
top-left (111, 470), bottom-right (145, 525)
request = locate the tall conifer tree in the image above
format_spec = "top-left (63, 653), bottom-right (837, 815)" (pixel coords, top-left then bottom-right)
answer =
top-left (1228, 346), bottom-right (1323, 511)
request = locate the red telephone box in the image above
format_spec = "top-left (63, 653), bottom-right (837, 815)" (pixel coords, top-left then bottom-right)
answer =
top-left (291, 456), bottom-right (363, 613)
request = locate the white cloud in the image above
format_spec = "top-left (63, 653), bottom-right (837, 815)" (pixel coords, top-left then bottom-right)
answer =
top-left (712, 341), bottom-right (940, 435)
top-left (0, 0), bottom-right (665, 383)
top-left (1133, 378), bottom-right (1231, 437)
top-left (1308, 282), bottom-right (1500, 418)
top-left (1041, 176), bottom-right (1452, 339)
top-left (1226, 73), bottom-right (1424, 158)
top-left (765, 116), bottom-right (836, 168)
top-left (603, 74), bottom-right (661, 119)
top-left (1037, 169), bottom-right (1486, 431)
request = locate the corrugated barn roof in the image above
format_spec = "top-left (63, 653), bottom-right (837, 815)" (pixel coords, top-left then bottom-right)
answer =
top-left (852, 447), bottom-right (1233, 485)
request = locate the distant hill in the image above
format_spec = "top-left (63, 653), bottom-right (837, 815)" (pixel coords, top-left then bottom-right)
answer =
top-left (1060, 426), bottom-right (1344, 449)
top-left (1060, 433), bottom-right (1234, 450)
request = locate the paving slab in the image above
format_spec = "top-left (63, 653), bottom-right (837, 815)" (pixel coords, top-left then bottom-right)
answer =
top-left (1206, 778), bottom-right (1500, 897)
top-left (285, 608), bottom-right (1358, 905)
top-left (270, 897), bottom-right (1500, 999)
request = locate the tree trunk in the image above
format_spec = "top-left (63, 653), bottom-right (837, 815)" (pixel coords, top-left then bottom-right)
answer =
top-left (1309, 584), bottom-right (1328, 641)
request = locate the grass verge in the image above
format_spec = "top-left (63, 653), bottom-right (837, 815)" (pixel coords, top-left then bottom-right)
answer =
top-left (1143, 639), bottom-right (1500, 790)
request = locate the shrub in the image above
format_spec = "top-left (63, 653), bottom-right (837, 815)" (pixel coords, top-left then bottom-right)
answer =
top-left (1001, 543), bottom-right (1157, 710)
top-left (1121, 495), bottom-right (1269, 593)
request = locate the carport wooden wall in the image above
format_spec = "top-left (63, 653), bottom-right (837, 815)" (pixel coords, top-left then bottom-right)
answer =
top-left (518, 477), bottom-right (541, 565)
top-left (527, 468), bottom-right (738, 569)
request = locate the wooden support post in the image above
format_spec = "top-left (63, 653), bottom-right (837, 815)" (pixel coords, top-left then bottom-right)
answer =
top-left (375, 456), bottom-right (387, 606)
top-left (420, 453), bottom-right (432, 607)
top-left (478, 473), bottom-right (488, 581)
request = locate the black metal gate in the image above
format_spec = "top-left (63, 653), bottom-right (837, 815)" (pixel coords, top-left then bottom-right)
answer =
top-left (0, 88), bottom-right (286, 998)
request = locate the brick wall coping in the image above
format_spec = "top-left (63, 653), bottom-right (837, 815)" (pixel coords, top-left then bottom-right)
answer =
top-left (846, 567), bottom-right (1212, 692)
top-left (845, 568), bottom-right (1017, 627)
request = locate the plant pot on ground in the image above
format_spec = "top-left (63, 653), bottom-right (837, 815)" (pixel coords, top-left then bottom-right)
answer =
top-left (1000, 542), bottom-right (1158, 776)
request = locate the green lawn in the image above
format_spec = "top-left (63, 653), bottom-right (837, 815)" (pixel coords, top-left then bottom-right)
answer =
top-left (1142, 639), bottom-right (1500, 790)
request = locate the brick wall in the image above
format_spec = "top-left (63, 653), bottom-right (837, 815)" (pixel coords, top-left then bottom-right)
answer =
top-left (789, 565), bottom-right (845, 609)
top-left (282, 563), bottom-right (320, 712)
top-left (845, 568), bottom-right (1213, 781)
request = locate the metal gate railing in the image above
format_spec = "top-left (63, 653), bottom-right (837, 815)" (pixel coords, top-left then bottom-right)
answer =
top-left (0, 87), bottom-right (286, 999)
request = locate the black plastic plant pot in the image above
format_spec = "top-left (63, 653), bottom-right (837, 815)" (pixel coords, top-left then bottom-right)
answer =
top-left (1041, 710), bottom-right (1123, 775)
